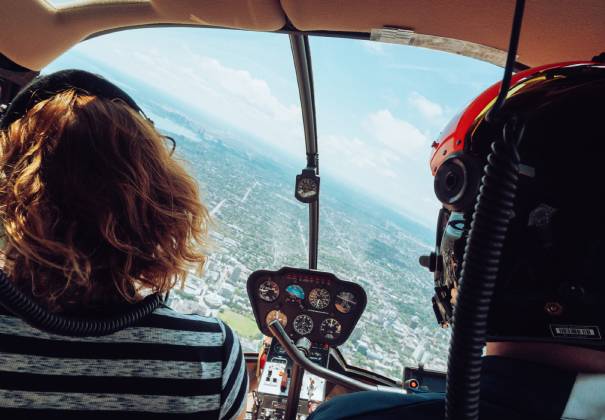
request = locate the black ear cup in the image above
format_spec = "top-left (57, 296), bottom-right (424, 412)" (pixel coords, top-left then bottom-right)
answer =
top-left (434, 153), bottom-right (481, 212)
top-left (0, 69), bottom-right (143, 130)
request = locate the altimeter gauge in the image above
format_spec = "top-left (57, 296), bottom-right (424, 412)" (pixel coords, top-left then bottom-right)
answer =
top-left (335, 291), bottom-right (357, 314)
top-left (320, 318), bottom-right (342, 340)
top-left (309, 288), bottom-right (331, 310)
top-left (293, 314), bottom-right (314, 335)
top-left (265, 310), bottom-right (288, 328)
top-left (258, 279), bottom-right (279, 302)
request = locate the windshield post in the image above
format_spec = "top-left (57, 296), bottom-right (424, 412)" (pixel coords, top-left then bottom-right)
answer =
top-left (290, 34), bottom-right (319, 270)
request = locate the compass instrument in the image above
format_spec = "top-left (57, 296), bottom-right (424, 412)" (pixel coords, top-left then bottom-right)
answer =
top-left (297, 178), bottom-right (318, 198)
top-left (295, 169), bottom-right (320, 203)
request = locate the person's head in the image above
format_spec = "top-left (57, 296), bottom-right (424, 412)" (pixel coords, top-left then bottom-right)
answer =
top-left (0, 70), bottom-right (209, 312)
top-left (423, 61), bottom-right (605, 353)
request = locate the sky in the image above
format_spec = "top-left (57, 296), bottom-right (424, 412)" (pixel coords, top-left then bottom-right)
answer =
top-left (44, 26), bottom-right (502, 227)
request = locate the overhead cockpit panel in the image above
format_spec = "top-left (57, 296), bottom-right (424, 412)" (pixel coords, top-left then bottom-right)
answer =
top-left (0, 0), bottom-right (285, 70)
top-left (3, 1), bottom-right (605, 72)
top-left (281, 0), bottom-right (605, 67)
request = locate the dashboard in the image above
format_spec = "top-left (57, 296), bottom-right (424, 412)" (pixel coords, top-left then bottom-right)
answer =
top-left (247, 267), bottom-right (367, 347)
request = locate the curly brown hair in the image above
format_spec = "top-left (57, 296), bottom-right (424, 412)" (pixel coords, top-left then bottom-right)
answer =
top-left (0, 89), bottom-right (209, 312)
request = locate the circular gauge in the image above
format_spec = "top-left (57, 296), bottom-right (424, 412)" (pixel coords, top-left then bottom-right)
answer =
top-left (265, 310), bottom-right (288, 328)
top-left (335, 291), bottom-right (357, 314)
top-left (293, 314), bottom-right (314, 335)
top-left (320, 318), bottom-right (342, 340)
top-left (258, 279), bottom-right (279, 302)
top-left (297, 178), bottom-right (318, 198)
top-left (309, 288), bottom-right (331, 310)
top-left (285, 284), bottom-right (305, 300)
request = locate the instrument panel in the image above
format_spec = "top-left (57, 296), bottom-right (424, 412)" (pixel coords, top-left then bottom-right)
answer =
top-left (247, 267), bottom-right (367, 347)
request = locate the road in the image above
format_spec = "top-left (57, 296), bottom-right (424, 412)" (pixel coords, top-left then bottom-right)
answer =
top-left (210, 199), bottom-right (226, 217)
top-left (241, 181), bottom-right (259, 203)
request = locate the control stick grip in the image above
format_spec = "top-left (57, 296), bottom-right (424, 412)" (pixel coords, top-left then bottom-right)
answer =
top-left (268, 320), bottom-right (405, 394)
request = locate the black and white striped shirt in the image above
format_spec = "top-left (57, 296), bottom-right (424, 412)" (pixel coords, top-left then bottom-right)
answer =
top-left (0, 305), bottom-right (248, 419)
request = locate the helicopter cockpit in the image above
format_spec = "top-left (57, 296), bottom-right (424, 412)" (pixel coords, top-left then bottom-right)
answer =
top-left (1, 1), bottom-right (604, 420)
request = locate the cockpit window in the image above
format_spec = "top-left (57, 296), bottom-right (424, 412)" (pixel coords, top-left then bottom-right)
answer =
top-left (44, 27), bottom-right (502, 378)
top-left (44, 27), bottom-right (307, 351)
top-left (310, 36), bottom-right (501, 378)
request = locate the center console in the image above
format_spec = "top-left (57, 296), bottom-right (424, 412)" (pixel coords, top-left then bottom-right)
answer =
top-left (252, 340), bottom-right (329, 420)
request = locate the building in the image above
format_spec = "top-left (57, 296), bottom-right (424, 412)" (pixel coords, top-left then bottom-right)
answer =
top-left (230, 266), bottom-right (241, 284)
top-left (204, 292), bottom-right (223, 309)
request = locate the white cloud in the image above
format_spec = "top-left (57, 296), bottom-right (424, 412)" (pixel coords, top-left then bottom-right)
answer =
top-left (320, 110), bottom-right (438, 225)
top-left (189, 54), bottom-right (300, 123)
top-left (76, 42), bottom-right (439, 225)
top-left (321, 110), bottom-right (427, 184)
top-left (408, 92), bottom-right (444, 121)
top-left (362, 109), bottom-right (427, 158)
top-left (84, 45), bottom-right (304, 158)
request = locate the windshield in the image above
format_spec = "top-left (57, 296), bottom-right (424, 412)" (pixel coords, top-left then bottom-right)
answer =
top-left (311, 36), bottom-right (501, 377)
top-left (44, 28), bottom-right (501, 378)
top-left (45, 28), bottom-right (308, 352)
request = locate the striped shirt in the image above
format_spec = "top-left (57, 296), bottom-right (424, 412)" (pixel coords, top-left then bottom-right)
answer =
top-left (0, 305), bottom-right (248, 419)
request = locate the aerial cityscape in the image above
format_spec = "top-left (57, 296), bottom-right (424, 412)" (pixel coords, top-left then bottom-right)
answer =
top-left (139, 96), bottom-right (451, 379)
top-left (42, 46), bottom-right (452, 379)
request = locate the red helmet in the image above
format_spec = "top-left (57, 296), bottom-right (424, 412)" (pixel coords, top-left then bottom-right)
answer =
top-left (424, 60), bottom-right (605, 349)
top-left (431, 61), bottom-right (595, 211)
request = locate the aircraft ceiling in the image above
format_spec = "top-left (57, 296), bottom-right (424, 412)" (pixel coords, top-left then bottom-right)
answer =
top-left (0, 0), bottom-right (603, 71)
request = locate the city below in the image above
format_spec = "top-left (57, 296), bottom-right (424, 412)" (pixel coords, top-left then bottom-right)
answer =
top-left (142, 97), bottom-right (451, 380)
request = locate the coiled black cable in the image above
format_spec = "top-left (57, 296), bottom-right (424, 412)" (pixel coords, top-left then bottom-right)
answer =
top-left (0, 269), bottom-right (162, 336)
top-left (445, 0), bottom-right (526, 417)
top-left (445, 122), bottom-right (522, 420)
